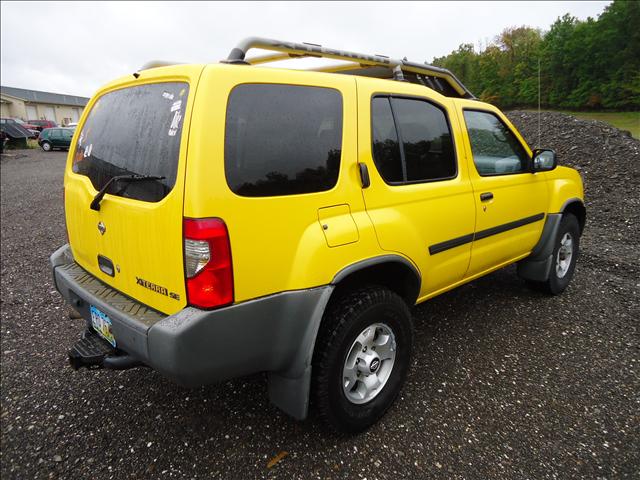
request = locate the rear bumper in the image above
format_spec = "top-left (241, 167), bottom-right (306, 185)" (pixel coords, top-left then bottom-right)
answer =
top-left (51, 244), bottom-right (332, 388)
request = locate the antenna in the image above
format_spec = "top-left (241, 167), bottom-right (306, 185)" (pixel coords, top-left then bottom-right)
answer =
top-left (537, 57), bottom-right (541, 148)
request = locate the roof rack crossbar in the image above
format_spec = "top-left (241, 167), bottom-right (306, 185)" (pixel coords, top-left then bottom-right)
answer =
top-left (223, 37), bottom-right (474, 98)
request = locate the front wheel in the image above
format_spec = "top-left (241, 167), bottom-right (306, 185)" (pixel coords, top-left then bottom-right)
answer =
top-left (312, 286), bottom-right (413, 433)
top-left (40, 141), bottom-right (52, 151)
top-left (528, 213), bottom-right (580, 294)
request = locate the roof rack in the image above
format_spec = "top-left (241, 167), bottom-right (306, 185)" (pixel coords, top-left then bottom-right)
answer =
top-left (223, 37), bottom-right (475, 99)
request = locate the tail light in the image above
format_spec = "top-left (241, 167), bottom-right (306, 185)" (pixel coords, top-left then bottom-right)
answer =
top-left (183, 218), bottom-right (233, 309)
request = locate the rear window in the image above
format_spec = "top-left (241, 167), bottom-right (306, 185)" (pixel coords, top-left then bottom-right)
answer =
top-left (72, 82), bottom-right (189, 202)
top-left (225, 84), bottom-right (343, 197)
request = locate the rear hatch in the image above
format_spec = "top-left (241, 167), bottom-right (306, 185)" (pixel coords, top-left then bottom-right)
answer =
top-left (65, 67), bottom-right (202, 315)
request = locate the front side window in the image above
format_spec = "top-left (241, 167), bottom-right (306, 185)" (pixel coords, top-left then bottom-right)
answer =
top-left (371, 96), bottom-right (456, 184)
top-left (463, 110), bottom-right (529, 176)
top-left (73, 82), bottom-right (189, 202)
top-left (225, 84), bottom-right (342, 197)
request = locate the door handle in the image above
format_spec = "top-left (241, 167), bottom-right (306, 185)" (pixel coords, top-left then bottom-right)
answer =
top-left (358, 162), bottom-right (371, 188)
top-left (480, 192), bottom-right (494, 202)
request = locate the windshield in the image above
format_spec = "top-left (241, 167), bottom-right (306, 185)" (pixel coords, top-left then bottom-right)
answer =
top-left (72, 82), bottom-right (189, 202)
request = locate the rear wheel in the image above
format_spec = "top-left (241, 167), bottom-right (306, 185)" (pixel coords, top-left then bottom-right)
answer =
top-left (528, 213), bottom-right (580, 294)
top-left (312, 286), bottom-right (413, 433)
top-left (41, 141), bottom-right (52, 151)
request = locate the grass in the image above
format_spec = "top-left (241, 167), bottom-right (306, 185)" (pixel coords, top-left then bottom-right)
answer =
top-left (562, 111), bottom-right (639, 139)
top-left (522, 110), bottom-right (639, 139)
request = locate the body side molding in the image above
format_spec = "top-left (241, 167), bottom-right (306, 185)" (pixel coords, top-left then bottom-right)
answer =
top-left (429, 213), bottom-right (546, 255)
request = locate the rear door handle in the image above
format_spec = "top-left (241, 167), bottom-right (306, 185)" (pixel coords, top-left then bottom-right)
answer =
top-left (480, 192), bottom-right (494, 202)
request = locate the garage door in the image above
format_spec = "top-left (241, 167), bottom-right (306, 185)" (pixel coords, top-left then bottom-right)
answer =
top-left (71, 108), bottom-right (79, 122)
top-left (26, 105), bottom-right (37, 120)
top-left (44, 106), bottom-right (56, 121)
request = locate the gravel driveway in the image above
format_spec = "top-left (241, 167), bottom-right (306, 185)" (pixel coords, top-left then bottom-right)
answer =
top-left (1, 144), bottom-right (638, 479)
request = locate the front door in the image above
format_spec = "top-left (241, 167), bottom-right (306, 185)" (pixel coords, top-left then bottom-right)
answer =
top-left (456, 104), bottom-right (549, 277)
top-left (357, 78), bottom-right (476, 300)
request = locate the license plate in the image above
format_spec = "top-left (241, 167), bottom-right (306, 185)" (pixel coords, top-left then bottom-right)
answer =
top-left (90, 305), bottom-right (116, 347)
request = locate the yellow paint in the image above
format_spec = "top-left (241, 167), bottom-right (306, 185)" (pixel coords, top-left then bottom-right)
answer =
top-left (64, 62), bottom-right (584, 315)
top-left (65, 65), bottom-right (204, 315)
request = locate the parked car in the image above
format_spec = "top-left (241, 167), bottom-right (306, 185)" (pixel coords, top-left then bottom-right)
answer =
top-left (38, 127), bottom-right (74, 151)
top-left (28, 119), bottom-right (58, 131)
top-left (13, 118), bottom-right (40, 137)
top-left (51, 37), bottom-right (585, 433)
top-left (1, 118), bottom-right (38, 138)
top-left (0, 118), bottom-right (32, 147)
top-left (66, 122), bottom-right (78, 129)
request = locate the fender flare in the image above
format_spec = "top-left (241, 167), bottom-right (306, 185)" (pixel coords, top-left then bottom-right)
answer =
top-left (517, 199), bottom-right (585, 282)
top-left (268, 254), bottom-right (421, 420)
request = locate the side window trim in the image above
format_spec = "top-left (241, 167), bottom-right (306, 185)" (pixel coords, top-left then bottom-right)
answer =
top-left (371, 93), bottom-right (459, 186)
top-left (387, 97), bottom-right (408, 182)
top-left (462, 108), bottom-right (531, 177)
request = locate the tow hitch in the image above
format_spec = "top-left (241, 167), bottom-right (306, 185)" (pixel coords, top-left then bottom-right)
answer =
top-left (68, 330), bottom-right (143, 371)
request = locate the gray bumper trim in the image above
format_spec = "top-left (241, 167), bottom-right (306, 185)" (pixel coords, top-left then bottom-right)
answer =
top-left (51, 244), bottom-right (333, 420)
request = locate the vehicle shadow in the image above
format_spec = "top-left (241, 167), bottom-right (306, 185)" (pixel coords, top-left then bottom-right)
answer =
top-left (77, 264), bottom-right (559, 474)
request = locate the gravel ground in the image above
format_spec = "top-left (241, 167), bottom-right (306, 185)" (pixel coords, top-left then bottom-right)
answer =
top-left (1, 113), bottom-right (639, 479)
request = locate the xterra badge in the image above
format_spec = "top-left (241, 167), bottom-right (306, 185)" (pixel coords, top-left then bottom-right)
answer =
top-left (136, 276), bottom-right (181, 301)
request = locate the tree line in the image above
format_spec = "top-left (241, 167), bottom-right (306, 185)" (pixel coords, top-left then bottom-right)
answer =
top-left (431, 0), bottom-right (639, 110)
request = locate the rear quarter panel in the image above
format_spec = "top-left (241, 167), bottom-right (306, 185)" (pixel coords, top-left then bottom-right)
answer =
top-left (184, 65), bottom-right (383, 303)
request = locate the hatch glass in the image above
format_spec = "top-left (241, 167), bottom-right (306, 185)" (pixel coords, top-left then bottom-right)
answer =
top-left (73, 82), bottom-right (189, 202)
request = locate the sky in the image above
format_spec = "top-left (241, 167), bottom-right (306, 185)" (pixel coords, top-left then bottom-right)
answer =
top-left (1, 1), bottom-right (611, 98)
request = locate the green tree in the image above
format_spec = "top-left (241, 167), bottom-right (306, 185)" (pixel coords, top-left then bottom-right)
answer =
top-left (431, 0), bottom-right (640, 110)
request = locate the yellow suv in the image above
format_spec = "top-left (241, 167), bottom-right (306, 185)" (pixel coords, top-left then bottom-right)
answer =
top-left (51, 38), bottom-right (585, 433)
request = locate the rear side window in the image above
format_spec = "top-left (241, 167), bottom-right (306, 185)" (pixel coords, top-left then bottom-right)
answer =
top-left (371, 96), bottom-right (456, 184)
top-left (463, 110), bottom-right (529, 176)
top-left (225, 84), bottom-right (342, 197)
top-left (73, 82), bottom-right (189, 202)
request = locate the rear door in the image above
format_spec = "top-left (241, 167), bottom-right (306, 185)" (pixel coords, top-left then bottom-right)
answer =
top-left (61, 128), bottom-right (73, 147)
top-left (356, 78), bottom-right (476, 299)
top-left (65, 66), bottom-right (203, 314)
top-left (51, 129), bottom-right (63, 147)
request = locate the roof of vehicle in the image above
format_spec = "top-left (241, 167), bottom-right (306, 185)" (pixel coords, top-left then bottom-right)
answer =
top-left (41, 126), bottom-right (74, 132)
top-left (138, 37), bottom-right (475, 100)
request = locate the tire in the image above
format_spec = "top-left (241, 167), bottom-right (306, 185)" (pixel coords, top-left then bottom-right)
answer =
top-left (528, 213), bottom-right (580, 295)
top-left (41, 141), bottom-right (52, 152)
top-left (312, 286), bottom-right (413, 434)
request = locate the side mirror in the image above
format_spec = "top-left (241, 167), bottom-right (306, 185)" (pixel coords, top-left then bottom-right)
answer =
top-left (531, 148), bottom-right (557, 172)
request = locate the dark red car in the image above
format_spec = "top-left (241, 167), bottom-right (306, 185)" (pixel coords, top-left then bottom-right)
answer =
top-left (27, 119), bottom-right (58, 132)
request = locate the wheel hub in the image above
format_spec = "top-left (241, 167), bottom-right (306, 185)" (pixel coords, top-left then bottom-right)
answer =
top-left (556, 232), bottom-right (574, 278)
top-left (342, 323), bottom-right (397, 404)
